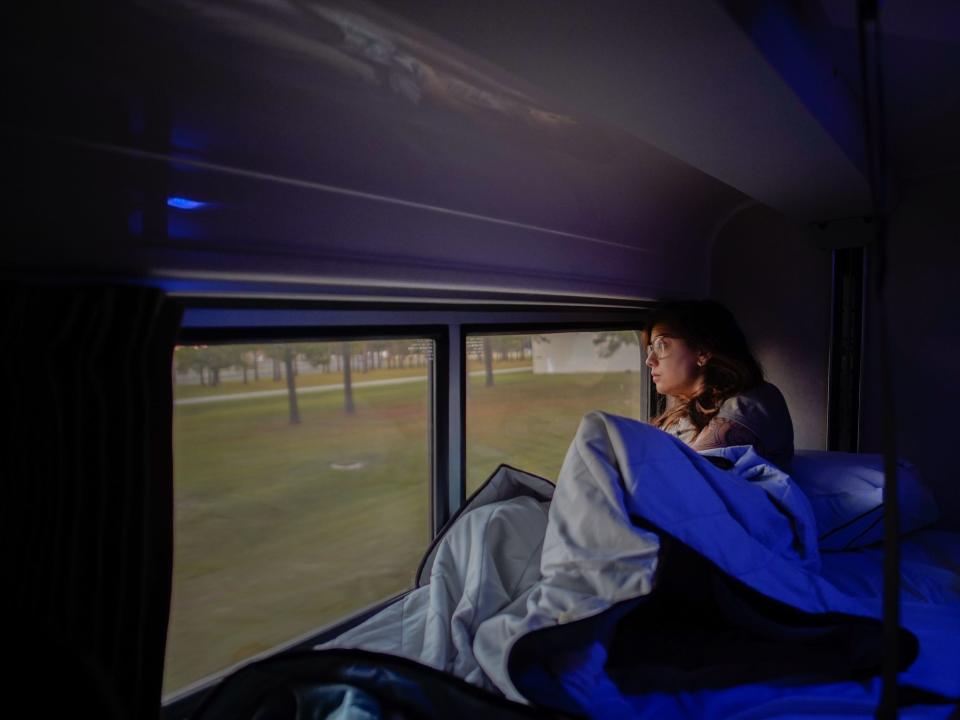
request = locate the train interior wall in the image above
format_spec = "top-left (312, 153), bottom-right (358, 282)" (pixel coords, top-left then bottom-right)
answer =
top-left (710, 204), bottom-right (833, 454)
top-left (710, 171), bottom-right (960, 530)
top-left (859, 172), bottom-right (960, 530)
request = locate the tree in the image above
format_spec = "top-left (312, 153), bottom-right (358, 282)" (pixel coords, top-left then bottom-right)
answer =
top-left (483, 336), bottom-right (494, 387)
top-left (359, 341), bottom-right (369, 373)
top-left (208, 346), bottom-right (245, 386)
top-left (174, 346), bottom-right (207, 384)
top-left (382, 339), bottom-right (411, 369)
top-left (283, 346), bottom-right (301, 424)
top-left (262, 346), bottom-right (287, 381)
top-left (493, 334), bottom-right (526, 361)
top-left (480, 334), bottom-right (528, 386)
top-left (366, 340), bottom-right (391, 371)
top-left (341, 342), bottom-right (355, 414)
top-left (174, 345), bottom-right (241, 386)
top-left (300, 344), bottom-right (332, 374)
top-left (593, 330), bottom-right (641, 359)
top-left (234, 345), bottom-right (260, 384)
top-left (255, 343), bottom-right (313, 424)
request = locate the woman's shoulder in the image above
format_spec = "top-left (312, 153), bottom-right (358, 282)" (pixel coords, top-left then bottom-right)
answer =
top-left (719, 381), bottom-right (789, 415)
top-left (717, 382), bottom-right (794, 462)
top-left (718, 380), bottom-right (784, 408)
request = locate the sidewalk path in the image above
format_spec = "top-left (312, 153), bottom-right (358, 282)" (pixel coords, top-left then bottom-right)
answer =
top-left (174, 367), bottom-right (533, 406)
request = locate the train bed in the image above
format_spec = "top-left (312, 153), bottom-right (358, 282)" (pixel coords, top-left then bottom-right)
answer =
top-left (196, 416), bottom-right (960, 718)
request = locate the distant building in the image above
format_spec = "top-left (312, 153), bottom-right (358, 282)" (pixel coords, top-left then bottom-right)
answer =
top-left (532, 332), bottom-right (641, 374)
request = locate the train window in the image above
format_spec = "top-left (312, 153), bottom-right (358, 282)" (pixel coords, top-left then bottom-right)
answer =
top-left (465, 330), bottom-right (648, 493)
top-left (165, 339), bottom-right (433, 695)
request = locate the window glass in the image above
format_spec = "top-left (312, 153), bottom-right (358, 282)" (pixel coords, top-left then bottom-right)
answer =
top-left (166, 340), bottom-right (432, 696)
top-left (466, 331), bottom-right (647, 493)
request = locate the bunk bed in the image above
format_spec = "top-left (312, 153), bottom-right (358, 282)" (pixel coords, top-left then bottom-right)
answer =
top-left (195, 413), bottom-right (960, 718)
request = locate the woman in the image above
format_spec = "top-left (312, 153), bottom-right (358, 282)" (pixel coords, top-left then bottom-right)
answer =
top-left (643, 300), bottom-right (794, 467)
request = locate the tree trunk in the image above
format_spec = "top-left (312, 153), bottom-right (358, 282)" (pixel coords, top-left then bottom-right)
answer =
top-left (342, 342), bottom-right (355, 414)
top-left (253, 353), bottom-right (260, 381)
top-left (483, 337), bottom-right (494, 387)
top-left (273, 357), bottom-right (281, 381)
top-left (284, 347), bottom-right (301, 425)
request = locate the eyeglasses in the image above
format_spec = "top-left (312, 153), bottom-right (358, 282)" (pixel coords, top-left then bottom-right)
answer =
top-left (645, 335), bottom-right (680, 360)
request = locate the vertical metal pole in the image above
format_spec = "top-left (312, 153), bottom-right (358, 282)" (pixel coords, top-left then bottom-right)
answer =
top-left (431, 325), bottom-right (465, 538)
top-left (427, 341), bottom-right (436, 541)
top-left (825, 249), bottom-right (838, 450)
top-left (447, 324), bottom-right (466, 523)
top-left (638, 335), bottom-right (655, 423)
top-left (857, 248), bottom-right (869, 452)
top-left (857, 2), bottom-right (899, 715)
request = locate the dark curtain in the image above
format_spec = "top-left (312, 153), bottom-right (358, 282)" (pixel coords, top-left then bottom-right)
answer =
top-left (0, 284), bottom-right (181, 719)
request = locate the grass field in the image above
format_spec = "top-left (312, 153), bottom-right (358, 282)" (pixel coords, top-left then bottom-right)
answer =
top-left (165, 361), bottom-right (645, 694)
top-left (173, 358), bottom-right (533, 400)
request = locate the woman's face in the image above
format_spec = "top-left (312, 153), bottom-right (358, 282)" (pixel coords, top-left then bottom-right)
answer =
top-left (644, 324), bottom-right (709, 398)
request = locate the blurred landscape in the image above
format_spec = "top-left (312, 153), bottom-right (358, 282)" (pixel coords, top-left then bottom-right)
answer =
top-left (166, 335), bottom-right (644, 694)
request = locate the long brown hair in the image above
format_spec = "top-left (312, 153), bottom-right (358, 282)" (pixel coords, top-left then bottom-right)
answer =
top-left (643, 300), bottom-right (764, 433)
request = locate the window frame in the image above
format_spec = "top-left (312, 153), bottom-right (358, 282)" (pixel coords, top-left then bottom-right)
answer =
top-left (164, 295), bottom-right (655, 716)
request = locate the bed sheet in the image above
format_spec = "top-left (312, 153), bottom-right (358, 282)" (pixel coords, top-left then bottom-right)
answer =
top-left (819, 529), bottom-right (960, 699)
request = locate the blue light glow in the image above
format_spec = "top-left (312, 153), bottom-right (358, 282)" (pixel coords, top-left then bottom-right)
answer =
top-left (167, 197), bottom-right (207, 210)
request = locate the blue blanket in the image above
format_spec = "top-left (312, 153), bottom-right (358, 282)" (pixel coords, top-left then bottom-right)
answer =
top-left (328, 412), bottom-right (957, 718)
top-left (504, 413), bottom-right (919, 716)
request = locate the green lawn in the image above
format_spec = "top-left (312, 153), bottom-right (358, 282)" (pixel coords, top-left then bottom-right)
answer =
top-left (165, 363), bottom-right (645, 694)
top-left (173, 358), bottom-right (532, 400)
top-left (466, 369), bottom-right (645, 491)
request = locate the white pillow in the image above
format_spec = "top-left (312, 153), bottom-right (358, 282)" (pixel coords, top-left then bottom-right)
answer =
top-left (788, 450), bottom-right (939, 551)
